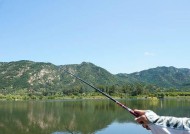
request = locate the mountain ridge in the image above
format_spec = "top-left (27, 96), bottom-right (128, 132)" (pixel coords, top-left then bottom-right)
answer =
top-left (125, 66), bottom-right (190, 88)
top-left (0, 60), bottom-right (190, 95)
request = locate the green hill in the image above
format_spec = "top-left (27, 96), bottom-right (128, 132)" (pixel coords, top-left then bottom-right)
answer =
top-left (0, 60), bottom-right (119, 95)
top-left (0, 60), bottom-right (190, 98)
top-left (126, 66), bottom-right (190, 89)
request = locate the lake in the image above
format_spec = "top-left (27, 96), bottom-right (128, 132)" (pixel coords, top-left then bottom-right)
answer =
top-left (1, 98), bottom-right (190, 134)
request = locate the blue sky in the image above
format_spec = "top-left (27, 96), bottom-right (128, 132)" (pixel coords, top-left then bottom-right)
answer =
top-left (0, 0), bottom-right (190, 74)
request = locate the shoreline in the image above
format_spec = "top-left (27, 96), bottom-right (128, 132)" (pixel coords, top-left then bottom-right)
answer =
top-left (1, 94), bottom-right (190, 101)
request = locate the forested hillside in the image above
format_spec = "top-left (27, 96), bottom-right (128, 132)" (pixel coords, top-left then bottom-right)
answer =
top-left (0, 60), bottom-right (190, 99)
top-left (127, 66), bottom-right (190, 88)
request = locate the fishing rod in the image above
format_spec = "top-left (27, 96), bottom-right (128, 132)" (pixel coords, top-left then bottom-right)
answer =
top-left (65, 70), bottom-right (139, 117)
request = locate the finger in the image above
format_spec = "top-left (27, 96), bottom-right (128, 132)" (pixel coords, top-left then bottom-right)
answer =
top-left (133, 109), bottom-right (146, 116)
top-left (146, 126), bottom-right (151, 130)
top-left (135, 116), bottom-right (145, 124)
top-left (135, 115), bottom-right (148, 124)
top-left (144, 124), bottom-right (151, 130)
top-left (142, 124), bottom-right (146, 128)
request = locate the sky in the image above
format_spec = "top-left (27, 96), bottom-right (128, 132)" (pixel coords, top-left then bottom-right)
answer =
top-left (0, 0), bottom-right (190, 74)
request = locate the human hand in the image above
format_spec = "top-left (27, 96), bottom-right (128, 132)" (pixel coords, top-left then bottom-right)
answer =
top-left (134, 109), bottom-right (150, 130)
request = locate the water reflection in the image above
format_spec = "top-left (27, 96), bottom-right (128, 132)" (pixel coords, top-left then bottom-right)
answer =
top-left (96, 122), bottom-right (151, 134)
top-left (0, 99), bottom-right (190, 134)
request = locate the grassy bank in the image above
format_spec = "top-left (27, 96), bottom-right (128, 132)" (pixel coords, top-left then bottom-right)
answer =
top-left (0, 91), bottom-right (190, 101)
top-left (0, 93), bottom-right (129, 101)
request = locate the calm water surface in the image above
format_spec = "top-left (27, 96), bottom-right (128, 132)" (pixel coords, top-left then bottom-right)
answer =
top-left (1, 98), bottom-right (190, 134)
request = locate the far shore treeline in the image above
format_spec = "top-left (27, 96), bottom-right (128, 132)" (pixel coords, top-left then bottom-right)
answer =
top-left (0, 60), bottom-right (190, 100)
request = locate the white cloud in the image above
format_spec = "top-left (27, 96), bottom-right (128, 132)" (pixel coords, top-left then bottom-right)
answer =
top-left (144, 52), bottom-right (155, 56)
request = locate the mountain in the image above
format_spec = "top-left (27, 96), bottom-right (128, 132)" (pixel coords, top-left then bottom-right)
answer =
top-left (0, 60), bottom-right (190, 95)
top-left (0, 60), bottom-right (119, 94)
top-left (125, 66), bottom-right (190, 88)
top-left (60, 62), bottom-right (118, 86)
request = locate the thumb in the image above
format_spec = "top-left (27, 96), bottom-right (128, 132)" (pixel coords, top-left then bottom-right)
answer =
top-left (133, 109), bottom-right (146, 116)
